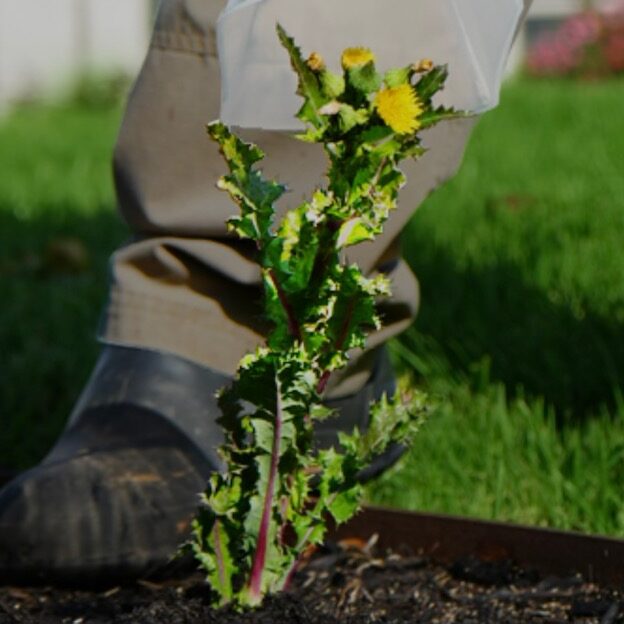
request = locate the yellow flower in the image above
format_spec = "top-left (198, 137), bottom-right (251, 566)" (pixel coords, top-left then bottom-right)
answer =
top-left (307, 52), bottom-right (325, 72)
top-left (341, 47), bottom-right (375, 69)
top-left (375, 84), bottom-right (423, 134)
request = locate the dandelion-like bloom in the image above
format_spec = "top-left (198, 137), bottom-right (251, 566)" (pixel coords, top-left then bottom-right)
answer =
top-left (341, 47), bottom-right (375, 69)
top-left (375, 84), bottom-right (423, 134)
top-left (307, 52), bottom-right (325, 72)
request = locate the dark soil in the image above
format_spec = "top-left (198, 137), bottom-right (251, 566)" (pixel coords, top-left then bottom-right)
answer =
top-left (1, 539), bottom-right (622, 623)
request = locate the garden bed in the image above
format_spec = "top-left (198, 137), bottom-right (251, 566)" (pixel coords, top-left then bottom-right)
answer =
top-left (1, 507), bottom-right (623, 623)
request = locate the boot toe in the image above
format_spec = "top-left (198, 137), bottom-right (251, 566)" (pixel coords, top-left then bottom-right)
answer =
top-left (0, 410), bottom-right (214, 584)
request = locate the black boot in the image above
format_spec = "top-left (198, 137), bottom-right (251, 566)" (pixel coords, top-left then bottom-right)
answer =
top-left (0, 345), bottom-right (401, 585)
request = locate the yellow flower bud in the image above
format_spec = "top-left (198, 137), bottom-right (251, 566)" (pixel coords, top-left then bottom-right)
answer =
top-left (341, 47), bottom-right (375, 70)
top-left (412, 59), bottom-right (434, 73)
top-left (306, 52), bottom-right (325, 72)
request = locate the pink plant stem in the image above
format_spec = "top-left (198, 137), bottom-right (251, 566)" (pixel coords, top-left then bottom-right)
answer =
top-left (268, 268), bottom-right (302, 341)
top-left (248, 375), bottom-right (284, 600)
top-left (282, 557), bottom-right (302, 591)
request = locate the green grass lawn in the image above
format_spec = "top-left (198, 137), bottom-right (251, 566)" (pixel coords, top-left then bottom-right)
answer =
top-left (0, 102), bottom-right (129, 468)
top-left (372, 78), bottom-right (624, 535)
top-left (2, 78), bottom-right (624, 535)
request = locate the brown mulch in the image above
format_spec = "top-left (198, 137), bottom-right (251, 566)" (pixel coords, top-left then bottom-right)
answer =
top-left (0, 539), bottom-right (622, 623)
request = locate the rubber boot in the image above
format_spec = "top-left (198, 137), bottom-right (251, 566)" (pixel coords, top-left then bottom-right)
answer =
top-left (0, 345), bottom-right (401, 585)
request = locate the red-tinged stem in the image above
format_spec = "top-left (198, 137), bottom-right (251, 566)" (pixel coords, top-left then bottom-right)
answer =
top-left (316, 299), bottom-right (356, 395)
top-left (282, 556), bottom-right (302, 591)
top-left (248, 375), bottom-right (284, 601)
top-left (316, 370), bottom-right (331, 395)
top-left (282, 524), bottom-right (316, 591)
top-left (268, 268), bottom-right (302, 341)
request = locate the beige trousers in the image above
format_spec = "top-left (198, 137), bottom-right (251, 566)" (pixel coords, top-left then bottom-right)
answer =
top-left (99, 0), bottom-right (529, 397)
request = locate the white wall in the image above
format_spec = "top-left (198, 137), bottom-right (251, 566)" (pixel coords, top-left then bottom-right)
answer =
top-left (0, 0), bottom-right (151, 110)
top-left (81, 0), bottom-right (152, 71)
top-left (531, 0), bottom-right (584, 16)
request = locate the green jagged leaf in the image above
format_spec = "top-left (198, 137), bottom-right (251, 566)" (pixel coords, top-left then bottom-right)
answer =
top-left (207, 122), bottom-right (285, 244)
top-left (418, 105), bottom-right (469, 130)
top-left (293, 513), bottom-right (326, 547)
top-left (295, 126), bottom-right (326, 143)
top-left (266, 203), bottom-right (320, 294)
top-left (402, 143), bottom-right (427, 159)
top-left (339, 390), bottom-right (428, 462)
top-left (222, 349), bottom-right (277, 415)
top-left (414, 64), bottom-right (449, 103)
top-left (327, 488), bottom-right (362, 524)
top-left (251, 417), bottom-right (275, 454)
top-left (346, 61), bottom-right (382, 95)
top-left (189, 507), bottom-right (239, 606)
top-left (370, 137), bottom-right (403, 158)
top-left (358, 124), bottom-right (393, 145)
top-left (384, 66), bottom-right (411, 88)
top-left (320, 265), bottom-right (386, 360)
top-left (263, 270), bottom-right (292, 348)
top-left (205, 473), bottom-right (242, 516)
top-left (338, 104), bottom-right (369, 133)
top-left (320, 70), bottom-right (345, 99)
top-left (309, 403), bottom-right (335, 421)
top-left (336, 218), bottom-right (375, 248)
top-left (348, 161), bottom-right (377, 197)
top-left (277, 24), bottom-right (328, 129)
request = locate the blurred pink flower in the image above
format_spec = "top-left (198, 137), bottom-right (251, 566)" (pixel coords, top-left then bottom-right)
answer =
top-left (526, 2), bottom-right (624, 78)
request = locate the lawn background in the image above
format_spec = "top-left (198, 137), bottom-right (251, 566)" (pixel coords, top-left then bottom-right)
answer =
top-left (1, 77), bottom-right (624, 535)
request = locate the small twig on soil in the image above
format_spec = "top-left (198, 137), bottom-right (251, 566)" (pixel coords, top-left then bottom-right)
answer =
top-left (601, 602), bottom-right (620, 624)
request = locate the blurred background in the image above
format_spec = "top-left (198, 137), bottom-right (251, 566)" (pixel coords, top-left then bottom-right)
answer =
top-left (1, 0), bottom-right (624, 536)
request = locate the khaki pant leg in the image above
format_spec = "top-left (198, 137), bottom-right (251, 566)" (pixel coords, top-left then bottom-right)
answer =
top-left (99, 0), bottom-right (523, 396)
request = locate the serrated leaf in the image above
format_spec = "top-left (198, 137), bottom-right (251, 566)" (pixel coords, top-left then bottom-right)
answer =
top-left (321, 70), bottom-right (345, 98)
top-left (414, 64), bottom-right (449, 103)
top-left (251, 417), bottom-right (275, 454)
top-left (346, 61), bottom-right (382, 94)
top-left (358, 124), bottom-right (393, 145)
top-left (338, 104), bottom-right (369, 133)
top-left (267, 204), bottom-right (320, 293)
top-left (418, 105), bottom-right (468, 130)
top-left (309, 403), bottom-right (335, 422)
top-left (295, 126), bottom-right (326, 143)
top-left (328, 488), bottom-right (362, 524)
top-left (207, 121), bottom-right (285, 244)
top-left (353, 390), bottom-right (428, 460)
top-left (384, 66), bottom-right (411, 88)
top-left (336, 218), bottom-right (374, 248)
top-left (403, 143), bottom-right (427, 159)
top-left (277, 24), bottom-right (328, 129)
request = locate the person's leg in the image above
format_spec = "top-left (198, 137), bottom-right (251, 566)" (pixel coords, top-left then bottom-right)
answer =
top-left (0, 0), bottom-right (530, 583)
